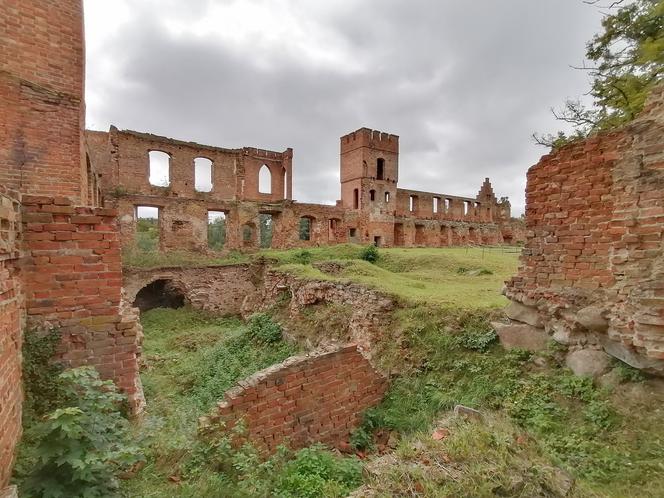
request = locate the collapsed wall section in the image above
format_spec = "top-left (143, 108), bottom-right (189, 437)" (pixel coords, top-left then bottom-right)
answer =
top-left (204, 345), bottom-right (388, 453)
top-left (504, 85), bottom-right (664, 371)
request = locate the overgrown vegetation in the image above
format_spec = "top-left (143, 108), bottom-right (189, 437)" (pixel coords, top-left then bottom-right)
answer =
top-left (33, 246), bottom-right (661, 497)
top-left (136, 217), bottom-right (159, 251)
top-left (120, 308), bottom-right (363, 497)
top-left (21, 328), bottom-right (64, 419)
top-left (351, 305), bottom-right (664, 497)
top-left (359, 243), bottom-right (380, 263)
top-left (14, 367), bottom-right (141, 498)
top-left (273, 246), bottom-right (519, 308)
top-left (534, 0), bottom-right (664, 148)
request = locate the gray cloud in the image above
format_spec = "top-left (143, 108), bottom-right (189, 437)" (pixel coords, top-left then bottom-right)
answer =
top-left (85, 0), bottom-right (604, 213)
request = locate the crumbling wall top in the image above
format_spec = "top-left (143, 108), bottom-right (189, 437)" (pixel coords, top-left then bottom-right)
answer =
top-left (340, 127), bottom-right (399, 154)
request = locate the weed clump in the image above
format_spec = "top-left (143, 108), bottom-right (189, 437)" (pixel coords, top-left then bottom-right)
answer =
top-left (293, 249), bottom-right (313, 264)
top-left (457, 328), bottom-right (497, 352)
top-left (359, 244), bottom-right (379, 263)
top-left (248, 313), bottom-right (283, 343)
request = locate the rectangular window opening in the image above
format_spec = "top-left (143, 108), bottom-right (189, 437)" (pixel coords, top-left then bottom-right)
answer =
top-left (207, 211), bottom-right (226, 250)
top-left (136, 206), bottom-right (160, 251)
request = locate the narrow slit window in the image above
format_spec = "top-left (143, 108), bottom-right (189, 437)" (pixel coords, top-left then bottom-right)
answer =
top-left (283, 168), bottom-right (288, 199)
top-left (353, 188), bottom-right (359, 209)
top-left (194, 157), bottom-right (213, 192)
top-left (409, 195), bottom-right (417, 213)
top-left (148, 151), bottom-right (170, 187)
top-left (370, 189), bottom-right (376, 201)
top-left (433, 197), bottom-right (440, 213)
top-left (385, 192), bottom-right (390, 203)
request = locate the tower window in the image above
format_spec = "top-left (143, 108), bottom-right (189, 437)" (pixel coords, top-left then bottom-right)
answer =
top-left (370, 189), bottom-right (376, 201)
top-left (377, 158), bottom-right (385, 180)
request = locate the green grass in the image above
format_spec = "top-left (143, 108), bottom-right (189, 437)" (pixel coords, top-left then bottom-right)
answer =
top-left (352, 306), bottom-right (664, 497)
top-left (122, 247), bottom-right (251, 269)
top-left (273, 247), bottom-right (519, 308)
top-left (117, 246), bottom-right (664, 497)
top-left (121, 308), bottom-right (363, 498)
top-left (123, 244), bottom-right (520, 307)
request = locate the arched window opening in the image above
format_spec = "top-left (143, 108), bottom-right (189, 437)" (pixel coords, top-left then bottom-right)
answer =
top-left (135, 206), bottom-right (160, 251)
top-left (194, 157), bottom-right (213, 192)
top-left (259, 164), bottom-right (272, 194)
top-left (148, 151), bottom-right (170, 187)
top-left (299, 217), bottom-right (313, 241)
top-left (353, 188), bottom-right (359, 209)
top-left (433, 197), bottom-right (440, 213)
top-left (133, 279), bottom-right (185, 312)
top-left (370, 189), bottom-right (376, 202)
top-left (463, 200), bottom-right (470, 216)
top-left (377, 158), bottom-right (385, 180)
top-left (207, 211), bottom-right (226, 250)
top-left (385, 192), bottom-right (390, 203)
top-left (444, 198), bottom-right (451, 211)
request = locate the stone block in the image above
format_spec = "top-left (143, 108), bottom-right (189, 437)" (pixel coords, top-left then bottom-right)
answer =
top-left (505, 300), bottom-right (543, 327)
top-left (565, 349), bottom-right (612, 378)
top-left (576, 305), bottom-right (609, 333)
top-left (492, 321), bottom-right (548, 352)
top-left (600, 335), bottom-right (664, 374)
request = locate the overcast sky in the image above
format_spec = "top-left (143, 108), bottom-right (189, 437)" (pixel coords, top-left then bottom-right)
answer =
top-left (84, 0), bottom-right (605, 214)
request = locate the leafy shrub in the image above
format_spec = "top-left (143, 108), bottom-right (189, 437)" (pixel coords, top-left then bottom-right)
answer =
top-left (293, 250), bottom-right (312, 264)
top-left (359, 244), bottom-right (379, 263)
top-left (22, 328), bottom-right (64, 418)
top-left (16, 367), bottom-right (142, 498)
top-left (614, 361), bottom-right (646, 382)
top-left (457, 329), bottom-right (498, 352)
top-left (248, 313), bottom-right (283, 344)
top-left (274, 445), bottom-right (363, 498)
top-left (349, 425), bottom-right (374, 450)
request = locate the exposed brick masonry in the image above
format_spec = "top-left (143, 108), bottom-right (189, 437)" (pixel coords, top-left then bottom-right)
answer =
top-left (21, 196), bottom-right (144, 410)
top-left (85, 126), bottom-right (524, 252)
top-left (204, 345), bottom-right (388, 453)
top-left (0, 187), bottom-right (23, 486)
top-left (505, 85), bottom-right (664, 371)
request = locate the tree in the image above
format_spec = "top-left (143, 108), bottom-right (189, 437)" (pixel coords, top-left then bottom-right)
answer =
top-left (259, 214), bottom-right (273, 248)
top-left (208, 216), bottom-right (226, 250)
top-left (534, 0), bottom-right (664, 148)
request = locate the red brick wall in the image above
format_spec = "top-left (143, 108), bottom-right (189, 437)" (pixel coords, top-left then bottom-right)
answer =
top-left (21, 195), bottom-right (144, 411)
top-left (206, 345), bottom-right (388, 453)
top-left (505, 85), bottom-right (664, 369)
top-left (508, 130), bottom-right (627, 296)
top-left (0, 0), bottom-right (85, 201)
top-left (0, 187), bottom-right (23, 487)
